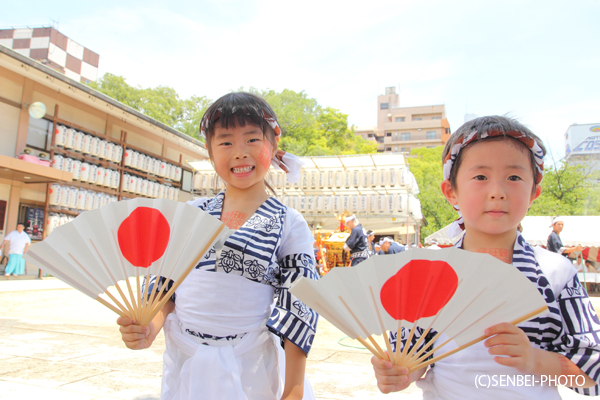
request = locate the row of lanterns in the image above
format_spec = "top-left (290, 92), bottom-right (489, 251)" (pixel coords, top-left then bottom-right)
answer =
top-left (194, 168), bottom-right (414, 191)
top-left (123, 149), bottom-right (182, 181)
top-left (121, 174), bottom-right (179, 201)
top-left (283, 193), bottom-right (419, 215)
top-left (46, 213), bottom-right (76, 236)
top-left (54, 125), bottom-right (123, 163)
top-left (52, 155), bottom-right (120, 189)
top-left (49, 184), bottom-right (118, 211)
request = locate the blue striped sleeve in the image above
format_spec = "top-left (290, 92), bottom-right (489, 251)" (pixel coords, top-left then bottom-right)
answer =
top-left (267, 253), bottom-right (319, 355)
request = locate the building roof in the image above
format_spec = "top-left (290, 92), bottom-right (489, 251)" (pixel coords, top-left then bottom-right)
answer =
top-left (0, 44), bottom-right (207, 157)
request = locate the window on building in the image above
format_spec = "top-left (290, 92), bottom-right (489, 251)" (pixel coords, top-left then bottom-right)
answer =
top-left (380, 103), bottom-right (389, 109)
top-left (445, 128), bottom-right (450, 134)
top-left (394, 132), bottom-right (398, 141)
top-left (426, 131), bottom-right (436, 140)
top-left (432, 116), bottom-right (441, 120)
top-left (394, 146), bottom-right (398, 151)
top-left (368, 133), bottom-right (374, 138)
top-left (26, 117), bottom-right (51, 151)
top-left (401, 132), bottom-right (411, 141)
top-left (376, 137), bottom-right (384, 143)
top-left (401, 147), bottom-right (410, 152)
top-left (386, 132), bottom-right (392, 137)
top-left (413, 117), bottom-right (422, 121)
top-left (395, 117), bottom-right (405, 122)
top-left (385, 146), bottom-right (392, 152)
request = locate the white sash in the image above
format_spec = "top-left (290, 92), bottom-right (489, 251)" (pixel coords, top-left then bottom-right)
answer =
top-left (162, 270), bottom-right (277, 400)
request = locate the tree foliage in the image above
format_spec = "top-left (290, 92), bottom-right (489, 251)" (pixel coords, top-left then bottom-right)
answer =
top-left (528, 160), bottom-right (600, 216)
top-left (88, 73), bottom-right (210, 140)
top-left (89, 75), bottom-right (377, 155)
top-left (407, 147), bottom-right (456, 242)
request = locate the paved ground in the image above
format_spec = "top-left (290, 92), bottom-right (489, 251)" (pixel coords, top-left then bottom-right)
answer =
top-left (0, 278), bottom-right (597, 399)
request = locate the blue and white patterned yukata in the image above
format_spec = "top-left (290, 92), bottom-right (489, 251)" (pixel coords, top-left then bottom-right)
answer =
top-left (390, 231), bottom-right (600, 399)
top-left (148, 192), bottom-right (319, 400)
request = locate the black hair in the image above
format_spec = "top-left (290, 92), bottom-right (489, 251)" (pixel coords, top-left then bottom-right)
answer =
top-left (200, 92), bottom-right (280, 195)
top-left (442, 115), bottom-right (546, 193)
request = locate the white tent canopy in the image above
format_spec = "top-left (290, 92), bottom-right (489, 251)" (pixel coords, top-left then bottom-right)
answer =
top-left (425, 216), bottom-right (600, 247)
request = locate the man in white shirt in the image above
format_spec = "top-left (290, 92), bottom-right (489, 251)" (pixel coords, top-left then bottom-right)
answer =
top-left (1, 223), bottom-right (31, 276)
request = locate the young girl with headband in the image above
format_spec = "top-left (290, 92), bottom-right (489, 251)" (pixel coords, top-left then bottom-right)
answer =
top-left (372, 115), bottom-right (600, 399)
top-left (117, 92), bottom-right (319, 400)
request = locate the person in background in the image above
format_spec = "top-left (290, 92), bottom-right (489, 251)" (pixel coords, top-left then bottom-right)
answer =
top-left (366, 230), bottom-right (376, 256)
top-left (379, 237), bottom-right (405, 254)
top-left (343, 215), bottom-right (370, 266)
top-left (374, 243), bottom-right (384, 255)
top-left (1, 223), bottom-right (31, 276)
top-left (547, 217), bottom-right (582, 257)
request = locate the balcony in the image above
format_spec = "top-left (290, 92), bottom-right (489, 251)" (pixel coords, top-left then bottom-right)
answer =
top-left (384, 132), bottom-right (442, 144)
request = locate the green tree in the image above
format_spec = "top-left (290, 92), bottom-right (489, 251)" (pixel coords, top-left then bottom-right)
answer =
top-left (528, 160), bottom-right (600, 216)
top-left (407, 147), bottom-right (456, 242)
top-left (88, 73), bottom-right (210, 141)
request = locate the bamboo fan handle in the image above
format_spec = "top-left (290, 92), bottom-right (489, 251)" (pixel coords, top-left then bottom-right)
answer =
top-left (407, 305), bottom-right (549, 373)
top-left (140, 224), bottom-right (226, 326)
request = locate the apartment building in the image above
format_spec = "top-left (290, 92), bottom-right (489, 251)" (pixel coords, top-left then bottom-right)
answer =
top-left (356, 86), bottom-right (451, 153)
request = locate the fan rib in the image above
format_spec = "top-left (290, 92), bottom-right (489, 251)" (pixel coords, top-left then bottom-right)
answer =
top-left (397, 273), bottom-right (437, 365)
top-left (88, 239), bottom-right (137, 319)
top-left (68, 252), bottom-right (133, 319)
top-left (409, 304), bottom-right (548, 373)
top-left (409, 300), bottom-right (507, 370)
top-left (405, 285), bottom-right (486, 366)
top-left (111, 230), bottom-right (140, 322)
top-left (141, 224), bottom-right (226, 326)
top-left (144, 227), bottom-right (197, 323)
top-left (96, 296), bottom-right (126, 317)
top-left (136, 274), bottom-right (143, 322)
top-left (403, 279), bottom-right (463, 364)
top-left (338, 296), bottom-right (385, 359)
top-left (369, 286), bottom-right (394, 363)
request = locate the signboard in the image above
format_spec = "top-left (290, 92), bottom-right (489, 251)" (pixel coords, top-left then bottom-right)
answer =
top-left (565, 124), bottom-right (600, 157)
top-left (571, 135), bottom-right (600, 155)
top-left (25, 207), bottom-right (44, 240)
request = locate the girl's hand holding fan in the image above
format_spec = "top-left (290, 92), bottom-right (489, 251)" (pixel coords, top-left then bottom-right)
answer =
top-left (290, 248), bottom-right (548, 372)
top-left (24, 198), bottom-right (232, 327)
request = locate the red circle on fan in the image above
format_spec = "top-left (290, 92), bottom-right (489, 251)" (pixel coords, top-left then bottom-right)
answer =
top-left (118, 207), bottom-right (170, 268)
top-left (380, 260), bottom-right (458, 323)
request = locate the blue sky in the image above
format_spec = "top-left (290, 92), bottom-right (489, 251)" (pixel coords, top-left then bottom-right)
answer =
top-left (4, 0), bottom-right (599, 161)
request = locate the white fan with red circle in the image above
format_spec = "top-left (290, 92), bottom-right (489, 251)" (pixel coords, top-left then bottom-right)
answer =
top-left (25, 198), bottom-right (231, 326)
top-left (290, 248), bottom-right (548, 372)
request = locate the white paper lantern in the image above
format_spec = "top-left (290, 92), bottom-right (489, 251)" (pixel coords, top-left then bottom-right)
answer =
top-left (318, 171), bottom-right (326, 189)
top-left (333, 195), bottom-right (342, 212)
top-left (299, 196), bottom-right (307, 212)
top-left (52, 154), bottom-right (63, 170)
top-left (389, 168), bottom-right (397, 186)
top-left (335, 171), bottom-right (343, 188)
top-left (315, 195), bottom-right (323, 211)
top-left (76, 188), bottom-right (87, 210)
top-left (370, 170), bottom-right (377, 187)
top-left (54, 125), bottom-right (67, 147)
top-left (352, 170), bottom-right (360, 187)
top-left (88, 164), bottom-right (98, 184)
top-left (307, 196), bottom-right (315, 212)
top-left (351, 195), bottom-right (359, 211)
top-left (361, 171), bottom-right (369, 188)
top-left (378, 170), bottom-right (388, 187)
top-left (65, 128), bottom-right (75, 149)
top-left (342, 195), bottom-right (350, 211)
top-left (90, 137), bottom-right (101, 157)
top-left (62, 157), bottom-right (72, 173)
top-left (71, 160), bottom-right (82, 180)
top-left (377, 195), bottom-right (386, 213)
top-left (323, 195), bottom-right (333, 212)
top-left (98, 140), bottom-right (108, 159)
top-left (82, 134), bottom-right (92, 155)
top-left (73, 131), bottom-right (84, 152)
top-left (96, 167), bottom-right (105, 186)
top-left (326, 171), bottom-right (334, 188)
top-left (68, 186), bottom-right (78, 209)
top-left (344, 171), bottom-right (352, 188)
top-left (301, 170), bottom-right (309, 189)
top-left (84, 190), bottom-right (95, 210)
top-left (360, 195), bottom-right (368, 212)
top-left (49, 183), bottom-right (61, 206)
top-left (370, 194), bottom-right (378, 212)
